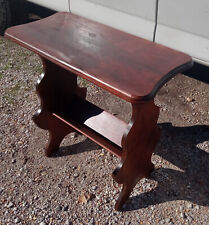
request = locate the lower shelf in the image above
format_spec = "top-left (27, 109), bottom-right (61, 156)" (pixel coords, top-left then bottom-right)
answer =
top-left (53, 97), bottom-right (128, 157)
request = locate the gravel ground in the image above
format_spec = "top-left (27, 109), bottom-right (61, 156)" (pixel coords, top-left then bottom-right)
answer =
top-left (0, 36), bottom-right (209, 225)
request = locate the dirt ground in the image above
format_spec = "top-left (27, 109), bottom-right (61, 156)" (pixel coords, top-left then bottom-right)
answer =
top-left (0, 36), bottom-right (209, 225)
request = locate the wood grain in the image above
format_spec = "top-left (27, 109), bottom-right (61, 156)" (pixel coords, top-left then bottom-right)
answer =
top-left (5, 12), bottom-right (193, 103)
top-left (5, 12), bottom-right (193, 210)
top-left (112, 100), bottom-right (161, 210)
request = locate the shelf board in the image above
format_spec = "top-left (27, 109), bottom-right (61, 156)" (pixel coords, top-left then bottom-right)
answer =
top-left (53, 97), bottom-right (128, 157)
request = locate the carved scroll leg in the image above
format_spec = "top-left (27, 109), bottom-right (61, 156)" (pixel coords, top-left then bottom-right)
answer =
top-left (33, 109), bottom-right (75, 157)
top-left (113, 158), bottom-right (148, 211)
top-left (114, 128), bottom-right (161, 210)
top-left (32, 109), bottom-right (49, 130)
top-left (113, 144), bottom-right (158, 210)
top-left (115, 182), bottom-right (136, 211)
top-left (32, 58), bottom-right (87, 156)
top-left (112, 100), bottom-right (160, 211)
top-left (46, 114), bottom-right (75, 157)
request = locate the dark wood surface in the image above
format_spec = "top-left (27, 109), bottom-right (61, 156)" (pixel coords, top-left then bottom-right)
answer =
top-left (32, 58), bottom-right (124, 158)
top-left (5, 12), bottom-right (192, 103)
top-left (53, 96), bottom-right (127, 157)
top-left (31, 57), bottom-right (161, 210)
top-left (5, 12), bottom-right (193, 210)
top-left (56, 97), bottom-right (127, 148)
top-left (53, 111), bottom-right (123, 158)
top-left (112, 100), bottom-right (161, 210)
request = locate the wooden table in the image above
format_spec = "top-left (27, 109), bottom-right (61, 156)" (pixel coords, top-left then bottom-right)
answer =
top-left (5, 12), bottom-right (193, 210)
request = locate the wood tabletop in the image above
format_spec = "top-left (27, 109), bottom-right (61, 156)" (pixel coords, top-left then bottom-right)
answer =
top-left (5, 12), bottom-right (193, 102)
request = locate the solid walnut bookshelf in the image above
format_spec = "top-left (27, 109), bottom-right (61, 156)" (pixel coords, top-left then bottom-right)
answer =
top-left (5, 12), bottom-right (193, 210)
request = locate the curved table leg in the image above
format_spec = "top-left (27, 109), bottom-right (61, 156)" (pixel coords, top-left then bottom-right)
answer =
top-left (33, 58), bottom-right (87, 156)
top-left (112, 100), bottom-right (161, 210)
top-left (45, 114), bottom-right (75, 156)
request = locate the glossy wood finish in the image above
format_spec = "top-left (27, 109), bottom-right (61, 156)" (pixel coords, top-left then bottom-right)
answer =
top-left (32, 58), bottom-right (87, 156)
top-left (5, 12), bottom-right (193, 103)
top-left (53, 96), bottom-right (128, 157)
top-left (5, 12), bottom-right (193, 210)
top-left (33, 62), bottom-right (160, 209)
top-left (112, 100), bottom-right (161, 210)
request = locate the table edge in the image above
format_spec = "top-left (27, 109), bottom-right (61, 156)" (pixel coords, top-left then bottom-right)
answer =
top-left (5, 30), bottom-right (193, 103)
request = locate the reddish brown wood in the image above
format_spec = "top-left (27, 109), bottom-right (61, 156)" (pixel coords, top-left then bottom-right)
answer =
top-left (33, 58), bottom-right (87, 156)
top-left (5, 12), bottom-right (192, 103)
top-left (112, 100), bottom-right (161, 210)
top-left (53, 113), bottom-right (123, 158)
top-left (53, 96), bottom-right (127, 158)
top-left (5, 12), bottom-right (193, 210)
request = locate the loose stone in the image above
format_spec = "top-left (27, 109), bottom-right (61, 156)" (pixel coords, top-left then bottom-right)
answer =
top-left (14, 217), bottom-right (20, 223)
top-left (7, 202), bottom-right (14, 208)
top-left (39, 222), bottom-right (46, 225)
